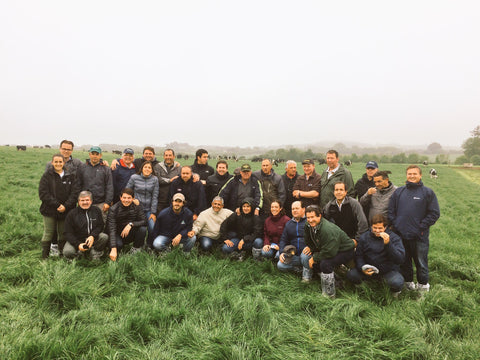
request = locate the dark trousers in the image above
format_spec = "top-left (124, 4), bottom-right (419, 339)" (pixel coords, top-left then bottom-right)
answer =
top-left (115, 226), bottom-right (147, 249)
top-left (401, 238), bottom-right (429, 285)
top-left (314, 249), bottom-right (355, 274)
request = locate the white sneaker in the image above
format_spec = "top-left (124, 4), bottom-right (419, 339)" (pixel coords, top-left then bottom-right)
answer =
top-left (49, 244), bottom-right (60, 257)
top-left (392, 291), bottom-right (401, 298)
top-left (405, 281), bottom-right (416, 290)
top-left (417, 283), bottom-right (430, 292)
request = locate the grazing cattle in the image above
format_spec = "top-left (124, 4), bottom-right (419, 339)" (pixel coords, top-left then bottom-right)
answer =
top-left (183, 155), bottom-right (189, 160)
top-left (429, 168), bottom-right (438, 179)
top-left (16, 145), bottom-right (27, 151)
top-left (423, 160), bottom-right (429, 166)
top-left (317, 158), bottom-right (326, 165)
top-left (272, 159), bottom-right (279, 167)
top-left (45, 145), bottom-right (51, 149)
top-left (112, 150), bottom-right (122, 155)
top-left (344, 160), bottom-right (352, 166)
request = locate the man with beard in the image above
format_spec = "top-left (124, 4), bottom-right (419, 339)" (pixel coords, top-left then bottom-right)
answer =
top-left (154, 148), bottom-right (182, 212)
top-left (169, 166), bottom-right (207, 220)
top-left (281, 160), bottom-right (299, 218)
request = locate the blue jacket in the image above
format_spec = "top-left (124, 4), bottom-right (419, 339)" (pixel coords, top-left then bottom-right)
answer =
top-left (152, 206), bottom-right (193, 239)
top-left (388, 181), bottom-right (440, 241)
top-left (279, 217), bottom-right (307, 255)
top-left (111, 159), bottom-right (136, 202)
top-left (355, 228), bottom-right (405, 274)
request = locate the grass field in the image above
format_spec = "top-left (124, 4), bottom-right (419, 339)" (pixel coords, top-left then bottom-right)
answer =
top-left (1, 147), bottom-right (479, 359)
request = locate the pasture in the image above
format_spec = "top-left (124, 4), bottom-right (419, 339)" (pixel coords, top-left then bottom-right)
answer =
top-left (0, 147), bottom-right (479, 359)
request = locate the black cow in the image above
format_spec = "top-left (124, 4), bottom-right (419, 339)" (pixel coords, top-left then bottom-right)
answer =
top-left (16, 145), bottom-right (27, 151)
top-left (344, 160), bottom-right (352, 166)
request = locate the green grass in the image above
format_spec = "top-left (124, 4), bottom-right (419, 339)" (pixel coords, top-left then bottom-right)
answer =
top-left (1, 147), bottom-right (479, 359)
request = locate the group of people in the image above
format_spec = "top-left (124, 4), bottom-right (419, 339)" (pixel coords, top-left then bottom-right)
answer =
top-left (38, 140), bottom-right (440, 298)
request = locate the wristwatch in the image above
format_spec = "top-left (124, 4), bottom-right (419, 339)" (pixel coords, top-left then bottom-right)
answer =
top-left (128, 222), bottom-right (133, 227)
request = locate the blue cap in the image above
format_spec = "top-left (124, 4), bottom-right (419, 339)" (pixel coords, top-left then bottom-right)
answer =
top-left (366, 161), bottom-right (378, 169)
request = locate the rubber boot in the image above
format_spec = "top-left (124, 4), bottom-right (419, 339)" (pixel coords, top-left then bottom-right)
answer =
top-left (41, 242), bottom-right (51, 259)
top-left (321, 272), bottom-right (336, 299)
top-left (302, 267), bottom-right (313, 283)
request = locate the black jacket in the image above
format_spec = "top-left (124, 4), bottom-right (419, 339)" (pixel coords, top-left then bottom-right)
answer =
top-left (39, 168), bottom-right (78, 219)
top-left (64, 206), bottom-right (105, 249)
top-left (106, 201), bottom-right (146, 248)
top-left (206, 171), bottom-right (233, 203)
top-left (219, 175), bottom-right (263, 212)
top-left (191, 160), bottom-right (215, 182)
top-left (169, 177), bottom-right (207, 216)
top-left (219, 198), bottom-right (263, 244)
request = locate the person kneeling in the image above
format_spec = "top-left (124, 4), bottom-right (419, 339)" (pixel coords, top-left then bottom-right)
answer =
top-left (107, 188), bottom-right (147, 261)
top-left (151, 193), bottom-right (196, 254)
top-left (63, 191), bottom-right (109, 260)
top-left (347, 214), bottom-right (405, 296)
top-left (304, 205), bottom-right (356, 298)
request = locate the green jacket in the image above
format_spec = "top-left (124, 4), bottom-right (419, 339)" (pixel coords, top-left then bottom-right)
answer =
top-left (304, 217), bottom-right (355, 262)
top-left (320, 164), bottom-right (355, 208)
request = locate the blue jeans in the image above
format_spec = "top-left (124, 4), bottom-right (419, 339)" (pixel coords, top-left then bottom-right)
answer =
top-left (347, 268), bottom-right (405, 292)
top-left (401, 238), bottom-right (429, 285)
top-left (198, 236), bottom-right (218, 252)
top-left (221, 237), bottom-right (263, 254)
top-left (152, 234), bottom-right (197, 252)
top-left (144, 211), bottom-right (155, 235)
top-left (261, 247), bottom-right (279, 260)
top-left (277, 252), bottom-right (312, 279)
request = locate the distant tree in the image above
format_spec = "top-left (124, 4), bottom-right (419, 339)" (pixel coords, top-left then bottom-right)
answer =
top-left (391, 153), bottom-right (407, 163)
top-left (379, 155), bottom-right (391, 163)
top-left (462, 125), bottom-right (480, 159)
top-left (471, 155), bottom-right (480, 166)
top-left (455, 155), bottom-right (469, 165)
top-left (435, 154), bottom-right (449, 164)
top-left (407, 153), bottom-right (420, 164)
top-left (426, 142), bottom-right (443, 154)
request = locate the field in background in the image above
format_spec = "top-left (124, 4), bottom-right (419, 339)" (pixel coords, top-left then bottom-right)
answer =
top-left (1, 147), bottom-right (479, 359)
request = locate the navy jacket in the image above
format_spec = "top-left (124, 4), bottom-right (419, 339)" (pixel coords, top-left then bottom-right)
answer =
top-left (152, 206), bottom-right (193, 239)
top-left (355, 228), bottom-right (405, 274)
top-left (388, 181), bottom-right (440, 241)
top-left (278, 217), bottom-right (307, 255)
top-left (111, 159), bottom-right (136, 202)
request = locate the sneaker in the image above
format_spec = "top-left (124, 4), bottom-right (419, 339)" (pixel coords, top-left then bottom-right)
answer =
top-left (417, 283), bottom-right (430, 292)
top-left (128, 247), bottom-right (142, 255)
top-left (405, 281), bottom-right (416, 291)
top-left (392, 290), bottom-right (401, 298)
top-left (49, 244), bottom-right (60, 257)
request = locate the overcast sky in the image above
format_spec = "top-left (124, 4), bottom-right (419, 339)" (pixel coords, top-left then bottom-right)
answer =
top-left (1, 1), bottom-right (479, 149)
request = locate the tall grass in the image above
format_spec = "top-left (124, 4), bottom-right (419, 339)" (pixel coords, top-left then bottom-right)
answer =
top-left (1, 147), bottom-right (479, 359)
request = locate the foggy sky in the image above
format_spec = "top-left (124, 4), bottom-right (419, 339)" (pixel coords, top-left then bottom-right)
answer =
top-left (1, 1), bottom-right (479, 149)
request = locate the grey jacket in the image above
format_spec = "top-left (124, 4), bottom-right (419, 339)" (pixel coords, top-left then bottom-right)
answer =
top-left (77, 160), bottom-right (113, 204)
top-left (127, 174), bottom-right (159, 214)
top-left (154, 161), bottom-right (182, 211)
top-left (360, 182), bottom-right (397, 224)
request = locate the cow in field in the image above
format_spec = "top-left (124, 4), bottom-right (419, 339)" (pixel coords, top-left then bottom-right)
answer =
top-left (344, 160), bottom-right (352, 166)
top-left (16, 145), bottom-right (27, 151)
top-left (429, 168), bottom-right (438, 179)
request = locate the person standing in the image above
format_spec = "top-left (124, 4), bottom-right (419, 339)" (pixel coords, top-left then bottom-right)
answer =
top-left (354, 160), bottom-right (378, 218)
top-left (191, 148), bottom-right (215, 185)
top-left (293, 159), bottom-right (322, 208)
top-left (320, 150), bottom-right (355, 208)
top-left (205, 160), bottom-right (233, 203)
top-left (154, 148), bottom-right (182, 212)
top-left (281, 160), bottom-right (299, 218)
top-left (76, 146), bottom-right (113, 223)
top-left (38, 154), bottom-right (79, 258)
top-left (388, 165), bottom-right (440, 292)
top-left (111, 148), bottom-right (136, 204)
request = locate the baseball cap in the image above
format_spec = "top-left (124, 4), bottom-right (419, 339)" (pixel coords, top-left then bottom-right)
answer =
top-left (302, 159), bottom-right (315, 165)
top-left (240, 164), bottom-right (251, 172)
top-left (123, 148), bottom-right (134, 155)
top-left (89, 146), bottom-right (102, 153)
top-left (366, 161), bottom-right (378, 169)
top-left (172, 193), bottom-right (185, 202)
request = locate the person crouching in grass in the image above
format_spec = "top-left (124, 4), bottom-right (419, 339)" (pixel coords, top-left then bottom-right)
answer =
top-left (107, 188), bottom-right (147, 261)
top-left (347, 214), bottom-right (405, 297)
